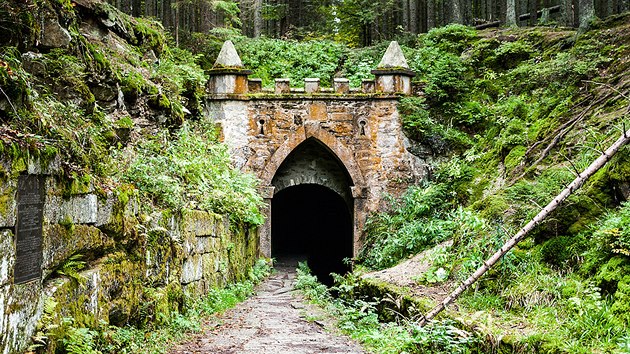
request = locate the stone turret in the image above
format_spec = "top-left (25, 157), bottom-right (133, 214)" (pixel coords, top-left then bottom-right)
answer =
top-left (371, 41), bottom-right (415, 94)
top-left (207, 40), bottom-right (251, 95)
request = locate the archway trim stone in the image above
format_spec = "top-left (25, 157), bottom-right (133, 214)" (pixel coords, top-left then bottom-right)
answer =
top-left (259, 123), bottom-right (366, 189)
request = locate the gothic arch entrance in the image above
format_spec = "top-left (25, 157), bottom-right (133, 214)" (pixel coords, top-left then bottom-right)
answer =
top-left (270, 138), bottom-right (354, 284)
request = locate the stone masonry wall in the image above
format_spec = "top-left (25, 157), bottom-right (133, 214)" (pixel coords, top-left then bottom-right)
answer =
top-left (0, 157), bottom-right (259, 354)
top-left (205, 40), bottom-right (426, 258)
top-left (206, 94), bottom-right (427, 257)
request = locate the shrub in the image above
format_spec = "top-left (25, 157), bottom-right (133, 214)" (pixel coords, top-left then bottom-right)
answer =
top-left (123, 121), bottom-right (264, 225)
top-left (541, 235), bottom-right (586, 269)
top-left (421, 24), bottom-right (478, 54)
top-left (360, 184), bottom-right (454, 269)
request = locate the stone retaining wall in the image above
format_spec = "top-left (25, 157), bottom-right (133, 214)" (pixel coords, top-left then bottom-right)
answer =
top-left (0, 158), bottom-right (259, 354)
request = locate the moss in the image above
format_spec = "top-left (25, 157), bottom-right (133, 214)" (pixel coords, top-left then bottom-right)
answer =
top-left (355, 277), bottom-right (433, 322)
top-left (149, 93), bottom-right (171, 110)
top-left (594, 256), bottom-right (630, 295)
top-left (0, 180), bottom-right (14, 217)
top-left (120, 71), bottom-right (146, 102)
top-left (540, 235), bottom-right (586, 269)
top-left (62, 173), bottom-right (92, 197)
top-left (504, 145), bottom-right (527, 172)
top-left (471, 194), bottom-right (510, 221)
top-left (10, 157), bottom-right (27, 176)
top-left (99, 253), bottom-right (145, 326)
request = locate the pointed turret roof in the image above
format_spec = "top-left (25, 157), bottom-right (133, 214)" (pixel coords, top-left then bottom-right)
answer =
top-left (377, 41), bottom-right (410, 69)
top-left (214, 40), bottom-right (243, 68)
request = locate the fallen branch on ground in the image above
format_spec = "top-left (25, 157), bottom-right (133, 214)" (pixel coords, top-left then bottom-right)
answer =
top-left (420, 125), bottom-right (630, 326)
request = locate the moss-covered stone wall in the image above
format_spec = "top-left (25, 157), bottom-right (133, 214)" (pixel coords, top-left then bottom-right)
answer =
top-left (0, 158), bottom-right (259, 354)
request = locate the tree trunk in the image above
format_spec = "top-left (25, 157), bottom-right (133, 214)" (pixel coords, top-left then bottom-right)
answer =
top-left (452, 0), bottom-right (463, 23)
top-left (506, 0), bottom-right (517, 25)
top-left (427, 0), bottom-right (435, 30)
top-left (529, 0), bottom-right (538, 25)
top-left (420, 128), bottom-right (630, 326)
top-left (175, 1), bottom-right (179, 47)
top-left (254, 0), bottom-right (263, 37)
top-left (579, 0), bottom-right (595, 30)
top-left (410, 0), bottom-right (419, 32)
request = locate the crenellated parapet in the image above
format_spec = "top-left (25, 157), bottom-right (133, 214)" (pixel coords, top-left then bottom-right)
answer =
top-left (207, 40), bottom-right (415, 98)
top-left (205, 40), bottom-right (426, 259)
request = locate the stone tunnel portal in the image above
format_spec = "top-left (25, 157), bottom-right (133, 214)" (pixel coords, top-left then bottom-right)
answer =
top-left (270, 138), bottom-right (354, 284)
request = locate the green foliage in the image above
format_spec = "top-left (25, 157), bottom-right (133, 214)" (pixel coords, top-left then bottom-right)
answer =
top-left (421, 24), bottom-right (478, 54)
top-left (61, 323), bottom-right (101, 354)
top-left (123, 121), bottom-right (264, 225)
top-left (486, 40), bottom-right (535, 70)
top-left (235, 38), bottom-right (347, 87)
top-left (295, 264), bottom-right (477, 353)
top-left (55, 254), bottom-right (88, 285)
top-left (294, 262), bottom-right (332, 304)
top-left (153, 47), bottom-right (206, 95)
top-left (408, 46), bottom-right (469, 104)
top-left (400, 97), bottom-right (473, 154)
top-left (360, 184), bottom-right (455, 269)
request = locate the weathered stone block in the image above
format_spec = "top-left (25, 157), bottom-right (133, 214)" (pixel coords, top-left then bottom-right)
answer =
top-left (3, 281), bottom-right (43, 354)
top-left (304, 78), bottom-right (320, 93)
top-left (96, 194), bottom-right (116, 227)
top-left (42, 224), bottom-right (114, 273)
top-left (181, 254), bottom-right (203, 284)
top-left (333, 78), bottom-right (350, 94)
top-left (45, 194), bottom-right (98, 224)
top-left (196, 236), bottom-right (218, 254)
top-left (275, 79), bottom-right (290, 94)
top-left (248, 78), bottom-right (262, 93)
top-left (0, 230), bottom-right (14, 287)
top-left (362, 79), bottom-right (375, 93)
top-left (182, 210), bottom-right (218, 236)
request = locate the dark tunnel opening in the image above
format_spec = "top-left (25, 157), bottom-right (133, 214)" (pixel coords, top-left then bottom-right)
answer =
top-left (271, 184), bottom-right (353, 285)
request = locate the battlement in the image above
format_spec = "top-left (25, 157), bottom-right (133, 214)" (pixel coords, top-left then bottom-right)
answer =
top-left (207, 40), bottom-right (415, 99)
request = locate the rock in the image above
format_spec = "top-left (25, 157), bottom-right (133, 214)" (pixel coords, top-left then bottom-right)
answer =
top-left (91, 83), bottom-right (118, 102)
top-left (0, 230), bottom-right (15, 287)
top-left (143, 49), bottom-right (158, 64)
top-left (40, 18), bottom-right (72, 49)
top-left (181, 255), bottom-right (203, 284)
top-left (44, 194), bottom-right (98, 225)
top-left (620, 181), bottom-right (630, 201)
top-left (21, 52), bottom-right (45, 76)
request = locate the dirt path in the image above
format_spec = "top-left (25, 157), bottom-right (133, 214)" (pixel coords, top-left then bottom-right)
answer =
top-left (170, 261), bottom-right (365, 354)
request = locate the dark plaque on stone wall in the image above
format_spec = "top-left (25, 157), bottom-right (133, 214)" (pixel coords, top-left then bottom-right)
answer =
top-left (15, 175), bottom-right (45, 284)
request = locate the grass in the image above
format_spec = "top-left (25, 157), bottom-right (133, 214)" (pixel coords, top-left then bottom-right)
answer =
top-left (294, 263), bottom-right (478, 354)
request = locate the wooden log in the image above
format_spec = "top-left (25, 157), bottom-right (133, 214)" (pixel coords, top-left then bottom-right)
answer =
top-left (519, 4), bottom-right (561, 21)
top-left (419, 126), bottom-right (630, 326)
top-left (475, 20), bottom-right (502, 29)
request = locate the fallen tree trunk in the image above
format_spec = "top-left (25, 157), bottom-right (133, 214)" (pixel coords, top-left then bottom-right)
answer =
top-left (420, 126), bottom-right (630, 326)
top-left (519, 5), bottom-right (561, 21)
top-left (474, 5), bottom-right (562, 30)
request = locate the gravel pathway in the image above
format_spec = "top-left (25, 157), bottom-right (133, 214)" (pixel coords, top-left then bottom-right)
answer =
top-left (170, 261), bottom-right (365, 354)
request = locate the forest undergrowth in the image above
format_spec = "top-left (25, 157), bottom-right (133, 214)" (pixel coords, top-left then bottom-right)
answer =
top-left (193, 12), bottom-right (630, 354)
top-left (2, 0), bottom-right (630, 351)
